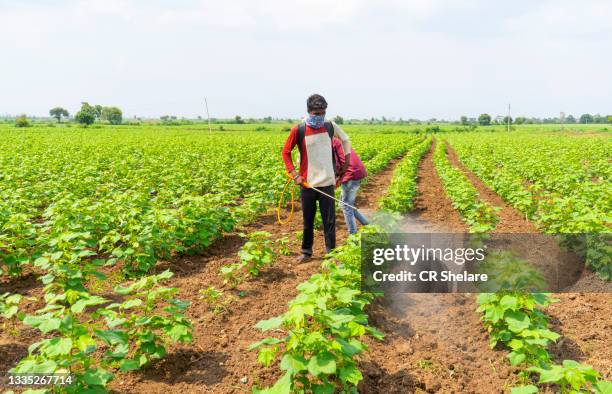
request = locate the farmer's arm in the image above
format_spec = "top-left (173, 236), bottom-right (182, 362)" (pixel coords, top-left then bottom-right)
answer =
top-left (282, 126), bottom-right (303, 183)
top-left (331, 122), bottom-right (351, 175)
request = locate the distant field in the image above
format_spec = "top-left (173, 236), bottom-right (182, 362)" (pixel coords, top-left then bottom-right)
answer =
top-left (1, 121), bottom-right (610, 134)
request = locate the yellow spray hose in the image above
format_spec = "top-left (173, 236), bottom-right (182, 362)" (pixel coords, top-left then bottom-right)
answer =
top-left (276, 173), bottom-right (360, 225)
top-left (277, 173), bottom-right (299, 225)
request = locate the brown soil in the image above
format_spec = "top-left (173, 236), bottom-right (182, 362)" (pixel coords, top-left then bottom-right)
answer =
top-left (358, 140), bottom-right (517, 394)
top-left (548, 294), bottom-right (612, 378)
top-left (358, 139), bottom-right (611, 394)
top-left (360, 294), bottom-right (520, 394)
top-left (409, 140), bottom-right (466, 233)
top-left (0, 157), bottom-right (402, 393)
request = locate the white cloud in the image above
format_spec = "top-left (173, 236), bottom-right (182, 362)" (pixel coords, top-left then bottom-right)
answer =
top-left (0, 0), bottom-right (609, 119)
top-left (505, 0), bottom-right (612, 39)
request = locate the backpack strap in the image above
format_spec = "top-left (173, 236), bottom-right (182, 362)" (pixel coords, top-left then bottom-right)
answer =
top-left (324, 122), bottom-right (337, 175)
top-left (324, 121), bottom-right (334, 140)
top-left (297, 123), bottom-right (306, 159)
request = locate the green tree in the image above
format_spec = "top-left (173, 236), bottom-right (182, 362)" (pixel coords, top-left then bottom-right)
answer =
top-left (49, 107), bottom-right (69, 123)
top-left (101, 106), bottom-right (122, 125)
top-left (75, 102), bottom-right (96, 126)
top-left (503, 116), bottom-right (512, 125)
top-left (234, 115), bottom-right (244, 124)
top-left (514, 116), bottom-right (526, 124)
top-left (93, 105), bottom-right (103, 120)
top-left (565, 114), bottom-right (576, 123)
top-left (460, 115), bottom-right (468, 125)
top-left (579, 113), bottom-right (593, 124)
top-left (333, 115), bottom-right (344, 125)
top-left (263, 116), bottom-right (272, 123)
top-left (478, 113), bottom-right (491, 126)
top-left (607, 115), bottom-right (612, 124)
top-left (15, 114), bottom-right (29, 127)
top-left (593, 114), bottom-right (606, 123)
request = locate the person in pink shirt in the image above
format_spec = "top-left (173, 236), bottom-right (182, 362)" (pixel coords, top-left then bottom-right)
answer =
top-left (333, 138), bottom-right (370, 234)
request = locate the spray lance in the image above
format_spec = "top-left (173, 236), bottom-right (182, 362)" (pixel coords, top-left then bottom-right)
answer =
top-left (277, 173), bottom-right (362, 225)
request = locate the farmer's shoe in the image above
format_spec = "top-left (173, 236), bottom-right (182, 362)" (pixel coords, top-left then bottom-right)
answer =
top-left (296, 254), bottom-right (312, 263)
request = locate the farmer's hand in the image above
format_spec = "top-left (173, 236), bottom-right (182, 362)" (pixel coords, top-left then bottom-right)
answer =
top-left (294, 175), bottom-right (305, 185)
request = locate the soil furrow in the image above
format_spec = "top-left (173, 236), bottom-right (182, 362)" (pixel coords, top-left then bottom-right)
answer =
top-left (359, 139), bottom-right (516, 394)
top-left (444, 142), bottom-right (537, 233)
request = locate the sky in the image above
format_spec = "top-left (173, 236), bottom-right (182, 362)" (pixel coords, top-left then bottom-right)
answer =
top-left (1, 0), bottom-right (611, 120)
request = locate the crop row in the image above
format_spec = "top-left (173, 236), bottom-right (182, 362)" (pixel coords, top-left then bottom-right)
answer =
top-left (247, 143), bottom-right (425, 393)
top-left (475, 255), bottom-right (610, 393)
top-left (432, 140), bottom-right (499, 233)
top-left (250, 228), bottom-right (384, 393)
top-left (2, 270), bottom-right (193, 393)
top-left (0, 129), bottom-right (421, 279)
top-left (445, 133), bottom-right (611, 280)
top-left (379, 136), bottom-right (432, 213)
top-left (421, 138), bottom-right (610, 391)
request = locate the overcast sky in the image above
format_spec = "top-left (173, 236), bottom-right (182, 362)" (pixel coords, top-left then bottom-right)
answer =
top-left (1, 0), bottom-right (610, 120)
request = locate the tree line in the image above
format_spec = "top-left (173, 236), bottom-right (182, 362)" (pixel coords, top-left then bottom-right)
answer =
top-left (13, 103), bottom-right (123, 127)
top-left (466, 113), bottom-right (612, 126)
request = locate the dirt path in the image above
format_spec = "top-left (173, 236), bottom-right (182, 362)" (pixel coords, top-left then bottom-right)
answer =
top-left (359, 140), bottom-right (518, 394)
top-left (408, 140), bottom-right (465, 233)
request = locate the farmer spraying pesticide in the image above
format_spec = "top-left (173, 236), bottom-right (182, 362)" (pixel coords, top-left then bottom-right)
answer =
top-left (282, 94), bottom-right (352, 262)
top-left (332, 137), bottom-right (370, 234)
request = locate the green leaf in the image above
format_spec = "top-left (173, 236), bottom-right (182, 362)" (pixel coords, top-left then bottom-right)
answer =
top-left (257, 347), bottom-right (278, 367)
top-left (336, 287), bottom-right (359, 304)
top-left (336, 338), bottom-right (364, 357)
top-left (307, 352), bottom-right (337, 377)
top-left (339, 364), bottom-right (363, 385)
top-left (536, 366), bottom-right (565, 383)
top-left (71, 296), bottom-right (108, 313)
top-left (119, 359), bottom-right (141, 372)
top-left (94, 329), bottom-right (128, 346)
top-left (166, 324), bottom-right (192, 342)
top-left (280, 353), bottom-right (307, 374)
top-left (510, 385), bottom-right (538, 394)
top-left (253, 372), bottom-right (291, 394)
top-left (23, 315), bottom-right (61, 334)
top-left (83, 367), bottom-right (114, 386)
top-left (34, 257), bottom-right (50, 268)
top-left (499, 295), bottom-right (518, 310)
top-left (16, 360), bottom-right (58, 374)
top-left (593, 381), bottom-right (612, 394)
top-left (248, 337), bottom-right (283, 351)
top-left (255, 316), bottom-right (283, 332)
top-left (312, 383), bottom-right (335, 394)
top-left (505, 310), bottom-right (530, 332)
top-left (76, 335), bottom-right (97, 353)
top-left (507, 351), bottom-right (526, 366)
top-left (43, 338), bottom-right (72, 357)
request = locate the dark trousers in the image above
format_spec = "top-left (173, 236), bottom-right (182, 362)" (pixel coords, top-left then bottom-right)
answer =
top-left (301, 185), bottom-right (336, 255)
